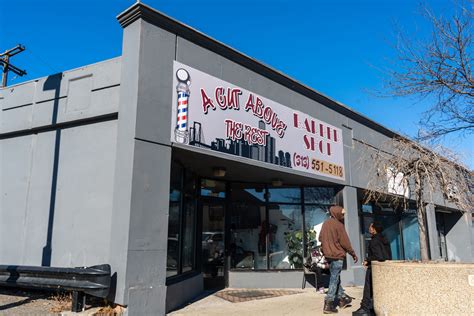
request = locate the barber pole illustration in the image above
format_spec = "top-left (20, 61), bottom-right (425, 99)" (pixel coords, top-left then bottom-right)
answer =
top-left (175, 68), bottom-right (191, 143)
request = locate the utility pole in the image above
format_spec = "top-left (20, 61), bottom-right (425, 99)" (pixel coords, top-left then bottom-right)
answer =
top-left (0, 44), bottom-right (27, 88)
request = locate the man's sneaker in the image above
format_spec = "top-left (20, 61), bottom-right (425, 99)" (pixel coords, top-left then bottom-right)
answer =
top-left (323, 300), bottom-right (338, 314)
top-left (338, 294), bottom-right (353, 308)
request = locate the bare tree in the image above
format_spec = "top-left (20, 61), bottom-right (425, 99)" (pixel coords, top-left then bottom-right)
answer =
top-left (386, 4), bottom-right (474, 141)
top-left (362, 136), bottom-right (473, 261)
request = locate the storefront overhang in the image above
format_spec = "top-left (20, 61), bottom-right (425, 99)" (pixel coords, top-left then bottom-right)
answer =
top-left (172, 145), bottom-right (342, 187)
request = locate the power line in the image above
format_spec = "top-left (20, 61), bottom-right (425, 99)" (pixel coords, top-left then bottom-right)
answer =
top-left (28, 48), bottom-right (59, 74)
top-left (0, 44), bottom-right (27, 87)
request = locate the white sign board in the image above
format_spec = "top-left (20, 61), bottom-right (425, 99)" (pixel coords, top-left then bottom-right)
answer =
top-left (387, 168), bottom-right (410, 198)
top-left (170, 61), bottom-right (345, 181)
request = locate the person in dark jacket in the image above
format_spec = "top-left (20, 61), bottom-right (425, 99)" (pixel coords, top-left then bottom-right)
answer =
top-left (353, 221), bottom-right (391, 315)
top-left (319, 205), bottom-right (358, 314)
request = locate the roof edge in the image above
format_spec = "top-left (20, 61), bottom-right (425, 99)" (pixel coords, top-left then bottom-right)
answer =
top-left (0, 56), bottom-right (122, 91)
top-left (117, 2), bottom-right (398, 139)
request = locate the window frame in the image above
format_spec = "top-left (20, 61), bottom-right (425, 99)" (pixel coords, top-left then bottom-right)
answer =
top-left (358, 199), bottom-right (425, 261)
top-left (167, 171), bottom-right (343, 280)
top-left (166, 161), bottom-right (199, 285)
top-left (229, 185), bottom-right (340, 272)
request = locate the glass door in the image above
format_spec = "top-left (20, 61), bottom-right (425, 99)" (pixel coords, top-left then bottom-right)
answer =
top-left (200, 179), bottom-right (226, 290)
top-left (436, 212), bottom-right (448, 260)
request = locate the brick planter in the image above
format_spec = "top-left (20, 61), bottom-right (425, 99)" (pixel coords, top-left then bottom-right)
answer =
top-left (372, 260), bottom-right (474, 315)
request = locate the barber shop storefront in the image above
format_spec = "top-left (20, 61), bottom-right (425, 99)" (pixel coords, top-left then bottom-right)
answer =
top-left (114, 7), bottom-right (470, 312)
top-left (165, 61), bottom-right (349, 291)
top-left (4, 4), bottom-right (471, 315)
top-left (167, 169), bottom-right (342, 289)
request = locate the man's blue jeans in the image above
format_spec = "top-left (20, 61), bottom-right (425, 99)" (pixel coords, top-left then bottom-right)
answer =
top-left (325, 259), bottom-right (345, 302)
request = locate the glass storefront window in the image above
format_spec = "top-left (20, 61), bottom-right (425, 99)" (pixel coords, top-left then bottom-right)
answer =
top-left (360, 216), bottom-right (373, 257)
top-left (361, 204), bottom-right (373, 213)
top-left (401, 215), bottom-right (420, 260)
top-left (167, 162), bottom-right (197, 279)
top-left (201, 179), bottom-right (226, 198)
top-left (228, 184), bottom-right (338, 271)
top-left (182, 171), bottom-right (197, 273)
top-left (231, 183), bottom-right (265, 202)
top-left (304, 187), bottom-right (336, 204)
top-left (268, 187), bottom-right (301, 203)
top-left (377, 215), bottom-right (402, 260)
top-left (168, 179), bottom-right (344, 275)
top-left (182, 199), bottom-right (196, 273)
top-left (230, 183), bottom-right (266, 270)
top-left (230, 203), bottom-right (266, 270)
top-left (167, 162), bottom-right (182, 277)
top-left (359, 200), bottom-right (423, 262)
top-left (167, 202), bottom-right (180, 277)
top-left (268, 204), bottom-right (303, 269)
top-left (202, 203), bottom-right (225, 280)
top-left (304, 205), bottom-right (330, 253)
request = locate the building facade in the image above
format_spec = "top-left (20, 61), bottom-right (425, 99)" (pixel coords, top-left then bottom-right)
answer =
top-left (1, 3), bottom-right (472, 315)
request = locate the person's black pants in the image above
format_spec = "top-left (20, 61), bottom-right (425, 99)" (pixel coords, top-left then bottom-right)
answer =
top-left (315, 267), bottom-right (323, 288)
top-left (361, 266), bottom-right (372, 310)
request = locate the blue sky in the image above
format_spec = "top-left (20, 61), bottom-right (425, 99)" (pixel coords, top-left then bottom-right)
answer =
top-left (1, 0), bottom-right (472, 167)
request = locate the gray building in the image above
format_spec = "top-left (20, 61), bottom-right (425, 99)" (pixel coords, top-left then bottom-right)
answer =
top-left (1, 3), bottom-right (472, 315)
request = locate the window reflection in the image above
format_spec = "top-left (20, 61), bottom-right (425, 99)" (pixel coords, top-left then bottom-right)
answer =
top-left (230, 183), bottom-right (265, 270)
top-left (230, 204), bottom-right (265, 269)
top-left (401, 214), bottom-right (420, 260)
top-left (305, 205), bottom-right (330, 254)
top-left (167, 162), bottom-right (197, 279)
top-left (202, 204), bottom-right (225, 279)
top-left (201, 179), bottom-right (226, 198)
top-left (268, 204), bottom-right (303, 269)
top-left (361, 204), bottom-right (373, 214)
top-left (167, 162), bottom-right (182, 277)
top-left (359, 202), bottom-right (421, 261)
top-left (376, 215), bottom-right (402, 260)
top-left (228, 184), bottom-right (337, 271)
top-left (182, 199), bottom-right (195, 272)
top-left (268, 187), bottom-right (301, 203)
top-left (304, 187), bottom-right (336, 204)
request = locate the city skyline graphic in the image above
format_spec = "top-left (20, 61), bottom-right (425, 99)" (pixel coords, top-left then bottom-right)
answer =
top-left (188, 120), bottom-right (293, 168)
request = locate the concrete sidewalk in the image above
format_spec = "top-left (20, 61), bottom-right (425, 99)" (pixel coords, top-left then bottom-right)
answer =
top-left (168, 286), bottom-right (363, 316)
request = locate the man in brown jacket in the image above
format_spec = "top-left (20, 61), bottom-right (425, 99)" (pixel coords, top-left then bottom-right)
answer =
top-left (319, 205), bottom-right (358, 314)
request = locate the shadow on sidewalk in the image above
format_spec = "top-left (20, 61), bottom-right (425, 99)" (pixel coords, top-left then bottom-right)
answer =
top-left (0, 288), bottom-right (48, 311)
top-left (167, 289), bottom-right (220, 314)
top-left (0, 298), bottom-right (34, 311)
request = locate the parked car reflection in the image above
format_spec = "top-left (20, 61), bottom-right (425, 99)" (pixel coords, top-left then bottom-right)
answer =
top-left (202, 232), bottom-right (224, 277)
top-left (202, 232), bottom-right (224, 259)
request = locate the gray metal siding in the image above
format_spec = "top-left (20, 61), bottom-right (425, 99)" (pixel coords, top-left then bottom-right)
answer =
top-left (50, 120), bottom-right (117, 266)
top-left (1, 133), bottom-right (53, 264)
top-left (0, 58), bottom-right (121, 268)
top-left (1, 58), bottom-right (121, 134)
